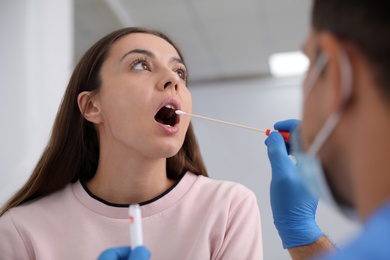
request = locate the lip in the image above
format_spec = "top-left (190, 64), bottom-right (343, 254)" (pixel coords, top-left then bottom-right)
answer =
top-left (154, 97), bottom-right (181, 134)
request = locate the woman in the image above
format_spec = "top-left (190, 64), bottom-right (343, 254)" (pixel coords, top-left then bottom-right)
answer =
top-left (0, 27), bottom-right (263, 259)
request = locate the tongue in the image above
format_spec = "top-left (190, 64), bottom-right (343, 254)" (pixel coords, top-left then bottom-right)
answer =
top-left (155, 107), bottom-right (176, 126)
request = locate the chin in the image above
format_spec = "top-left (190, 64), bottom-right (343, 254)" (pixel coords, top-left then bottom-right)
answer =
top-left (165, 148), bottom-right (181, 158)
top-left (323, 163), bottom-right (355, 208)
top-left (155, 143), bottom-right (182, 159)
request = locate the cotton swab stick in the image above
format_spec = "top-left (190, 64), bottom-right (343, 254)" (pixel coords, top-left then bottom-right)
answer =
top-left (175, 110), bottom-right (290, 142)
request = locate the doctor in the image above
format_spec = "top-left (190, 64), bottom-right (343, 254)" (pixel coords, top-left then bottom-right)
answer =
top-left (265, 0), bottom-right (390, 259)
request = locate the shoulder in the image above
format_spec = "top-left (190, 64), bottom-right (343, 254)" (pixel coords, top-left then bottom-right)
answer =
top-left (190, 173), bottom-right (258, 209)
top-left (194, 174), bottom-right (255, 195)
top-left (0, 211), bottom-right (32, 259)
top-left (1, 183), bottom-right (75, 227)
top-left (0, 210), bottom-right (17, 232)
top-left (317, 201), bottom-right (390, 260)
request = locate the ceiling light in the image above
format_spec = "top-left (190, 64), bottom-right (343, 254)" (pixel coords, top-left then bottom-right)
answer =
top-left (269, 51), bottom-right (309, 77)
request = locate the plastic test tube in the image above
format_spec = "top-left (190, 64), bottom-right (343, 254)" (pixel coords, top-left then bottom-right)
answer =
top-left (129, 204), bottom-right (143, 249)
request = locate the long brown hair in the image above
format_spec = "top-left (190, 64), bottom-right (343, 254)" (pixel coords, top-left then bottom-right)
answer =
top-left (0, 27), bottom-right (208, 217)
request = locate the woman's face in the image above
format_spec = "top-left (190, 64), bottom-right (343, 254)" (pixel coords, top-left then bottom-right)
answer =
top-left (94, 33), bottom-right (192, 159)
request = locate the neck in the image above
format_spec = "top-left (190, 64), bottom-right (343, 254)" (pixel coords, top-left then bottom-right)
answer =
top-left (87, 147), bottom-right (175, 205)
top-left (351, 103), bottom-right (390, 220)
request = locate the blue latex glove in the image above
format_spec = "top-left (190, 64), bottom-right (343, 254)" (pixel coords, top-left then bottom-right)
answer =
top-left (265, 119), bottom-right (323, 249)
top-left (98, 246), bottom-right (150, 260)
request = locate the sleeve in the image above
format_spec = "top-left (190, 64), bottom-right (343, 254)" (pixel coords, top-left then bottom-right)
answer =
top-left (213, 190), bottom-right (263, 260)
top-left (0, 211), bottom-right (31, 259)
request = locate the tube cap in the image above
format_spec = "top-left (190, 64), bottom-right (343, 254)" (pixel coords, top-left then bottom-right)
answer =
top-left (266, 129), bottom-right (290, 142)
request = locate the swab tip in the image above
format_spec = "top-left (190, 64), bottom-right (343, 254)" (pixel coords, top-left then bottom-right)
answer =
top-left (175, 110), bottom-right (186, 115)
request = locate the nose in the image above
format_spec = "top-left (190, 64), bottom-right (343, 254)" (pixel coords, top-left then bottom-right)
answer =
top-left (164, 81), bottom-right (176, 90)
top-left (159, 69), bottom-right (180, 92)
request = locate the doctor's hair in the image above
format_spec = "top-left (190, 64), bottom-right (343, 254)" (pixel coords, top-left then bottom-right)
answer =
top-left (312, 0), bottom-right (390, 100)
top-left (0, 27), bottom-right (208, 217)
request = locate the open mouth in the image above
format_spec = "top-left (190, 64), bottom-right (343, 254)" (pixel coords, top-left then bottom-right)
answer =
top-left (154, 104), bottom-right (179, 127)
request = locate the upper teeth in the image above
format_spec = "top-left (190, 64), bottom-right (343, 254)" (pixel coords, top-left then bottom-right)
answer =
top-left (165, 104), bottom-right (175, 110)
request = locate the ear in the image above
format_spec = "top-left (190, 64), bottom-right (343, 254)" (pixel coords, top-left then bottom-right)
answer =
top-left (318, 32), bottom-right (352, 115)
top-left (77, 91), bottom-right (102, 124)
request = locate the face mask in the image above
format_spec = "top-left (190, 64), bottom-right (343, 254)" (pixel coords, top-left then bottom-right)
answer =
top-left (291, 51), bottom-right (358, 221)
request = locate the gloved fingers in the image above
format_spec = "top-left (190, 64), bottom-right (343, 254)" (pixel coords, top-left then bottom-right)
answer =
top-left (129, 246), bottom-right (151, 260)
top-left (265, 131), bottom-right (297, 175)
top-left (285, 142), bottom-right (291, 155)
top-left (98, 246), bottom-right (131, 260)
top-left (274, 119), bottom-right (300, 132)
top-left (265, 131), bottom-right (289, 162)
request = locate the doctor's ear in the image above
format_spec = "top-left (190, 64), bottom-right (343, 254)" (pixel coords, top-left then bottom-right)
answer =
top-left (77, 91), bottom-right (102, 124)
top-left (318, 33), bottom-right (344, 84)
top-left (317, 33), bottom-right (351, 111)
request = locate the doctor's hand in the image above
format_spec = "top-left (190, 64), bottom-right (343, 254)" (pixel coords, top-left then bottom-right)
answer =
top-left (98, 246), bottom-right (150, 260)
top-left (265, 119), bottom-right (323, 249)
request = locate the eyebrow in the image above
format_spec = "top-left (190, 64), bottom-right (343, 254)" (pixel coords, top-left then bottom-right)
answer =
top-left (120, 48), bottom-right (186, 68)
top-left (120, 49), bottom-right (155, 63)
top-left (170, 57), bottom-right (186, 68)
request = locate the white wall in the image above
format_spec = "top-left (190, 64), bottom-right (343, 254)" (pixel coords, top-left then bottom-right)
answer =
top-left (0, 0), bottom-right (73, 205)
top-left (190, 77), bottom-right (360, 259)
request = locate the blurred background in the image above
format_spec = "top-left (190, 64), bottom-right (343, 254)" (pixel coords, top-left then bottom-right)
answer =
top-left (0, 0), bottom-right (359, 259)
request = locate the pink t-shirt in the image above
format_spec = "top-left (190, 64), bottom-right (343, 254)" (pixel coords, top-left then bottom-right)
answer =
top-left (0, 172), bottom-right (263, 259)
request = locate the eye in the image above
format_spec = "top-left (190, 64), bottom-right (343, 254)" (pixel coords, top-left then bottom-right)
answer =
top-left (133, 61), bottom-right (149, 71)
top-left (175, 68), bottom-right (187, 81)
top-left (131, 58), bottom-right (150, 71)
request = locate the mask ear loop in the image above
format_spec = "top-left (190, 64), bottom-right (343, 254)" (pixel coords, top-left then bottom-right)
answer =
top-left (306, 50), bottom-right (353, 156)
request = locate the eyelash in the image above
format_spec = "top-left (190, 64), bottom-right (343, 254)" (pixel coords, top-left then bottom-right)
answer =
top-left (175, 67), bottom-right (188, 81)
top-left (129, 57), bottom-right (188, 81)
top-left (130, 57), bottom-right (150, 71)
